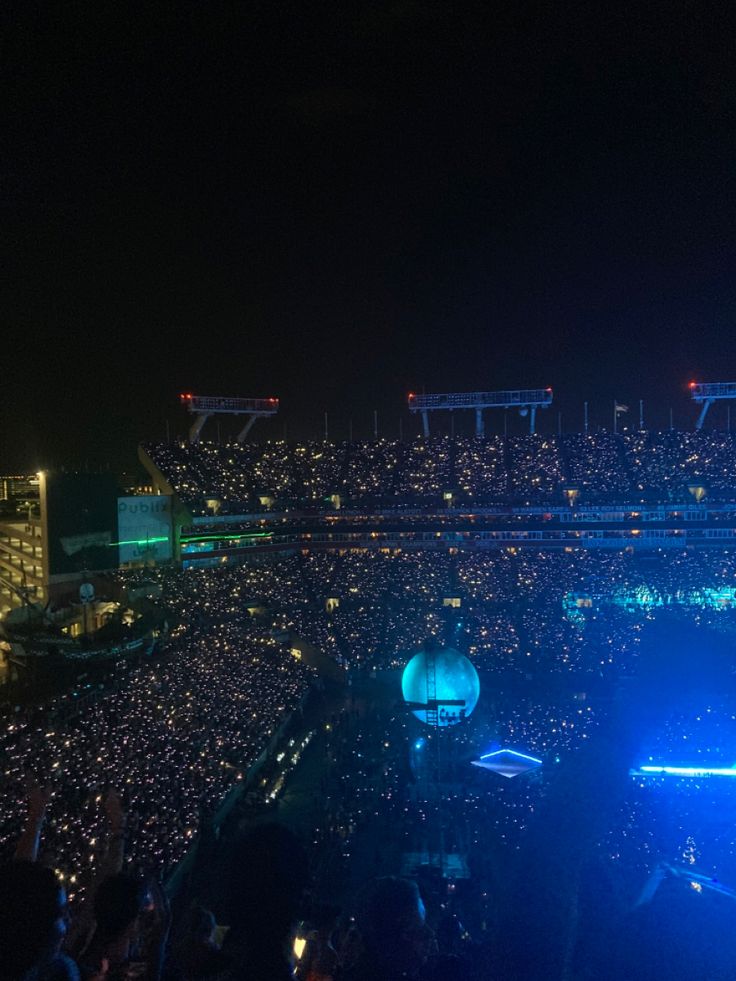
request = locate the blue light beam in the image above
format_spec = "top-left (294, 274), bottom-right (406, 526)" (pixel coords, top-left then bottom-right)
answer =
top-left (631, 765), bottom-right (736, 778)
top-left (480, 749), bottom-right (543, 765)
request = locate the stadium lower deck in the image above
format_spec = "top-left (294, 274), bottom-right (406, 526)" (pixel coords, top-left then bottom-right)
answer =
top-left (5, 544), bottom-right (736, 976)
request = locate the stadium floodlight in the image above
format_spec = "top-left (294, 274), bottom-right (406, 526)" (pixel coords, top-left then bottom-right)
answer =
top-left (179, 393), bottom-right (279, 443)
top-left (689, 381), bottom-right (736, 430)
top-left (631, 764), bottom-right (736, 778)
top-left (407, 388), bottom-right (553, 436)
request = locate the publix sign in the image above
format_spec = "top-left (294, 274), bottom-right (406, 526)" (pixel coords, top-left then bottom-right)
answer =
top-left (117, 496), bottom-right (173, 564)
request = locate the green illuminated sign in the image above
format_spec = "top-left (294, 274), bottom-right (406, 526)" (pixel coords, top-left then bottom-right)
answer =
top-left (108, 536), bottom-right (170, 547)
top-left (180, 531), bottom-right (271, 543)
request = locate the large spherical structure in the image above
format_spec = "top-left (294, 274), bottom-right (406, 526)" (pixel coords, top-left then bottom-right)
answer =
top-left (401, 647), bottom-right (480, 727)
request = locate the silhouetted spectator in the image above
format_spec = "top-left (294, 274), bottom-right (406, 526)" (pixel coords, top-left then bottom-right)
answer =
top-left (221, 823), bottom-right (310, 981)
top-left (340, 876), bottom-right (433, 981)
top-left (171, 904), bottom-right (228, 980)
top-left (0, 859), bottom-right (78, 981)
top-left (298, 902), bottom-right (341, 981)
top-left (77, 874), bottom-right (169, 981)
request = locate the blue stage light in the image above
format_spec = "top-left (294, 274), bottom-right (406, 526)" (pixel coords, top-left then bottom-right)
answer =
top-left (633, 765), bottom-right (736, 778)
top-left (472, 748), bottom-right (543, 778)
top-left (480, 749), bottom-right (543, 765)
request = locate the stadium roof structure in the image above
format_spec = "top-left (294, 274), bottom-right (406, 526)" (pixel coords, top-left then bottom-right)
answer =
top-left (471, 748), bottom-right (543, 778)
top-left (408, 388), bottom-right (552, 436)
top-left (179, 393), bottom-right (279, 443)
top-left (689, 381), bottom-right (736, 430)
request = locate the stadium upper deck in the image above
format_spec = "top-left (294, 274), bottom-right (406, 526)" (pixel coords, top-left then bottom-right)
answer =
top-left (139, 432), bottom-right (736, 561)
top-left (142, 432), bottom-right (736, 514)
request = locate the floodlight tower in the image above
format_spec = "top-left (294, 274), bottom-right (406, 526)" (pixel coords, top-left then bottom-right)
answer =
top-left (689, 382), bottom-right (736, 430)
top-left (179, 393), bottom-right (279, 443)
top-left (408, 388), bottom-right (553, 436)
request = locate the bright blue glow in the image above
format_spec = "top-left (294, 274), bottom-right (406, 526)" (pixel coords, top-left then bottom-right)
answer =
top-left (565, 585), bottom-right (736, 616)
top-left (634, 765), bottom-right (736, 778)
top-left (401, 648), bottom-right (480, 728)
top-left (415, 739), bottom-right (425, 750)
top-left (480, 749), bottom-right (543, 765)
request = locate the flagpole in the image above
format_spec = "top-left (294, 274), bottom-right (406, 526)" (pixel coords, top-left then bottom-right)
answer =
top-left (639, 399), bottom-right (644, 431)
top-left (613, 399), bottom-right (617, 435)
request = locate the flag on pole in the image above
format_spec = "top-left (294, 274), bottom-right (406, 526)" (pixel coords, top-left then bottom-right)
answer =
top-left (615, 403), bottom-right (629, 414)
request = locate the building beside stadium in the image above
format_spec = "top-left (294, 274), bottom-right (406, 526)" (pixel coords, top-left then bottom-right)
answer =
top-left (0, 473), bottom-right (172, 673)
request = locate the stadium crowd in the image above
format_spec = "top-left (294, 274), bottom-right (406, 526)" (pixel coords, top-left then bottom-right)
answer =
top-left (0, 617), bottom-right (312, 909)
top-left (6, 540), bottom-right (736, 977)
top-left (3, 777), bottom-right (493, 980)
top-left (158, 547), bottom-right (736, 676)
top-left (143, 431), bottom-right (736, 512)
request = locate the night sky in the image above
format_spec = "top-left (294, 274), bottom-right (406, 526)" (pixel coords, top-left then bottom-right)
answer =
top-left (4, 2), bottom-right (736, 470)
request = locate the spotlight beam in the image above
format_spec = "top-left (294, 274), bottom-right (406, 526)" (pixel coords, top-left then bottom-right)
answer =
top-left (631, 765), bottom-right (736, 778)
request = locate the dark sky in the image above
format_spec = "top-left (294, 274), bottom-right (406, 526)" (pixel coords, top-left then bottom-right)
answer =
top-left (4, 1), bottom-right (736, 469)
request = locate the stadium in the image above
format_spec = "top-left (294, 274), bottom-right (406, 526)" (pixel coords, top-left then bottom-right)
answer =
top-left (5, 385), bottom-right (736, 978)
